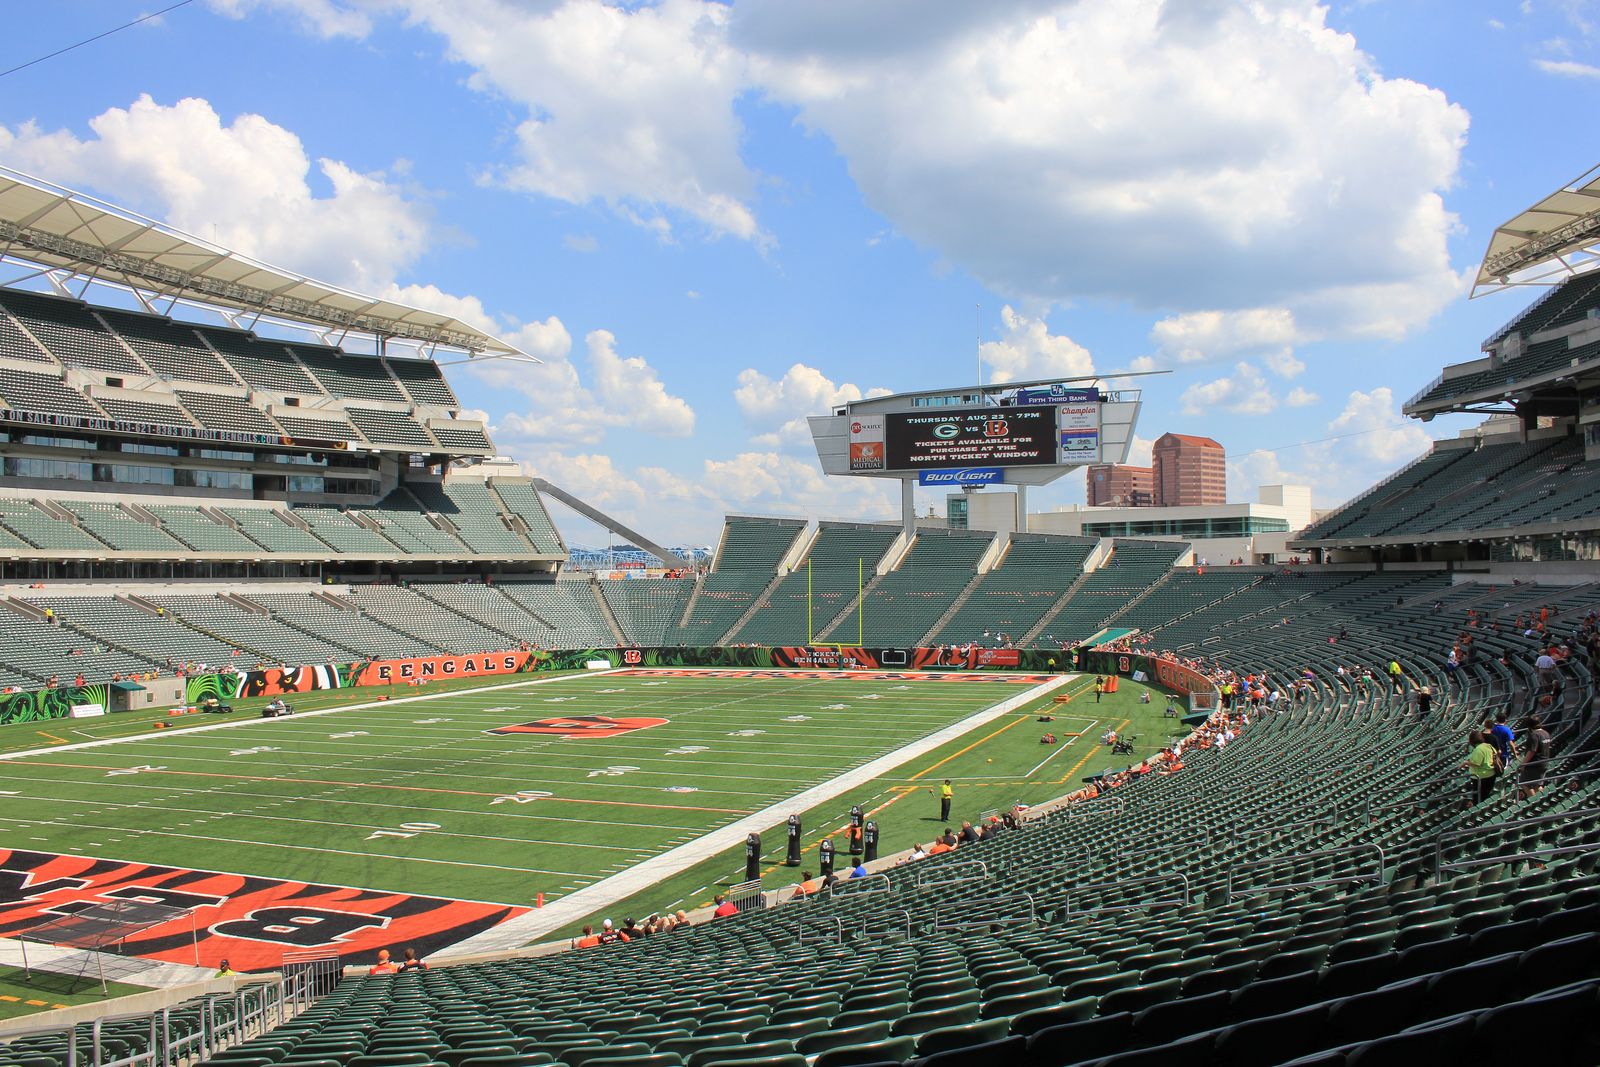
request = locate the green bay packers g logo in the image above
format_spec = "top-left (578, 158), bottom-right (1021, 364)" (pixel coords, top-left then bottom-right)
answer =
top-left (933, 423), bottom-right (959, 439)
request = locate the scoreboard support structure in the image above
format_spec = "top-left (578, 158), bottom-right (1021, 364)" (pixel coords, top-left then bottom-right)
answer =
top-left (809, 374), bottom-right (1153, 535)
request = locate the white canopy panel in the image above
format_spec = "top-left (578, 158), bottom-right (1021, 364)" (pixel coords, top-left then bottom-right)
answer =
top-left (0, 166), bottom-right (525, 357)
top-left (1475, 162), bottom-right (1600, 295)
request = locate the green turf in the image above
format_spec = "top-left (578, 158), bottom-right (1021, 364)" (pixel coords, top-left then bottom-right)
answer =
top-left (0, 670), bottom-right (586, 755)
top-left (0, 669), bottom-right (1095, 910)
top-left (551, 673), bottom-right (1185, 938)
top-left (0, 969), bottom-right (149, 1021)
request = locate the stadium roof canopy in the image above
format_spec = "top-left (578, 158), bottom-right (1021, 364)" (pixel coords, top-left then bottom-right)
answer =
top-left (0, 166), bottom-right (529, 359)
top-left (1474, 161), bottom-right (1600, 296)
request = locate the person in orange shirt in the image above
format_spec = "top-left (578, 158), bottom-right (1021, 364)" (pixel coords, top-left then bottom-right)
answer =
top-left (792, 871), bottom-right (821, 900)
top-left (367, 949), bottom-right (399, 975)
top-left (572, 925), bottom-right (601, 948)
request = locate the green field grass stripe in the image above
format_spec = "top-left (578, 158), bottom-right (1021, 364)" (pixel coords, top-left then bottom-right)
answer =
top-left (437, 672), bottom-right (1075, 955)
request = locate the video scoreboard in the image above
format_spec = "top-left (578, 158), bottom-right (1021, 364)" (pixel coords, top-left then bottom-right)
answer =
top-left (847, 389), bottom-right (1101, 474)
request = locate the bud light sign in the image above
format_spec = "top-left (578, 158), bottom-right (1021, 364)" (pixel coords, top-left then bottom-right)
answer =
top-left (918, 468), bottom-right (1004, 486)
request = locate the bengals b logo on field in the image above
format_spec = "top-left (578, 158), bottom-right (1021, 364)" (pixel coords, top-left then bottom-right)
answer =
top-left (623, 649), bottom-right (643, 665)
top-left (489, 715), bottom-right (668, 738)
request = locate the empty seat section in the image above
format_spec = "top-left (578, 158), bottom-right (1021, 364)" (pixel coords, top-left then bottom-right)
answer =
top-left (429, 424), bottom-right (492, 452)
top-left (221, 507), bottom-right (330, 553)
top-left (0, 304), bottom-right (53, 363)
top-left (1045, 539), bottom-right (1187, 644)
top-left (146, 506), bottom-right (263, 553)
top-left (0, 365), bottom-right (105, 417)
top-left (671, 518), bottom-right (804, 645)
top-left (247, 592), bottom-right (444, 658)
top-left (0, 500), bottom-right (108, 550)
top-left (294, 507), bottom-right (402, 554)
top-left (92, 393), bottom-right (197, 426)
top-left (292, 347), bottom-right (407, 402)
top-left (732, 523), bottom-right (899, 645)
top-left (410, 482), bottom-right (532, 554)
top-left (417, 585), bottom-right (559, 644)
top-left (387, 358), bottom-right (459, 407)
top-left (175, 390), bottom-right (283, 436)
top-left (29, 596), bottom-right (244, 666)
top-left (98, 309), bottom-right (239, 385)
top-left (60, 502), bottom-right (187, 552)
top-left (153, 595), bottom-right (359, 664)
top-left (200, 330), bottom-right (325, 394)
top-left (490, 480), bottom-right (565, 554)
top-left (499, 580), bottom-right (617, 647)
top-left (343, 586), bottom-right (514, 652)
top-left (359, 493), bottom-right (469, 553)
top-left (346, 407), bottom-right (437, 448)
top-left (0, 609), bottom-right (156, 683)
top-left (0, 289), bottom-right (148, 374)
top-left (932, 535), bottom-right (1096, 644)
top-left (839, 529), bottom-right (994, 645)
top-left (272, 411), bottom-right (360, 442)
top-left (597, 578), bottom-right (694, 645)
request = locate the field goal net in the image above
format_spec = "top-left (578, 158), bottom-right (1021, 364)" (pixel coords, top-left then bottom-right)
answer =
top-left (17, 900), bottom-right (196, 992)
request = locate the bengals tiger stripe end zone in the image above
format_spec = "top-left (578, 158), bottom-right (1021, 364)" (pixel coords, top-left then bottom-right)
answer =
top-left (0, 849), bottom-right (528, 971)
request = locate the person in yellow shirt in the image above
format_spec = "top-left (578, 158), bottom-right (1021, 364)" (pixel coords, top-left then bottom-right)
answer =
top-left (939, 779), bottom-right (953, 821)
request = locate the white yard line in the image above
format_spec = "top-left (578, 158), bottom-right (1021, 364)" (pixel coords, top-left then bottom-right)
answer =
top-left (438, 672), bottom-right (1076, 956)
top-left (0, 670), bottom-right (627, 762)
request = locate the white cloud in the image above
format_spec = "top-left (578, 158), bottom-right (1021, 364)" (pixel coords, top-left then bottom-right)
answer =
top-left (207, 0), bottom-right (372, 38)
top-left (586, 329), bottom-right (696, 437)
top-left (979, 305), bottom-right (1093, 384)
top-left (402, 0), bottom-right (761, 243)
top-left (1264, 351), bottom-right (1307, 379)
top-left (1150, 308), bottom-right (1299, 365)
top-left (1124, 433), bottom-right (1155, 468)
top-left (1535, 58), bottom-right (1600, 77)
top-left (1328, 385), bottom-right (1434, 464)
top-left (1180, 362), bottom-right (1277, 416)
top-left (1286, 387), bottom-right (1320, 407)
top-left (0, 97), bottom-right (430, 294)
top-left (474, 324), bottom-right (694, 444)
top-left (742, 0), bottom-right (1469, 334)
top-left (734, 363), bottom-right (886, 420)
top-left (563, 233), bottom-right (600, 253)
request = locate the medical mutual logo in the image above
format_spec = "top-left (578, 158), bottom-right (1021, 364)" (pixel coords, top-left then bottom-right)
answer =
top-left (917, 468), bottom-right (1005, 486)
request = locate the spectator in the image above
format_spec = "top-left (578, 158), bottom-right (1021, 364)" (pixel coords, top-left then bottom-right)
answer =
top-left (1520, 715), bottom-right (1552, 799)
top-left (1488, 710), bottom-right (1518, 770)
top-left (367, 949), bottom-right (399, 976)
top-left (215, 958), bottom-right (237, 977)
top-left (791, 871), bottom-right (820, 900)
top-left (959, 820), bottom-right (979, 845)
top-left (672, 910), bottom-right (691, 931)
top-left (399, 947), bottom-right (427, 971)
top-left (849, 860), bottom-right (869, 878)
top-left (1416, 686), bottom-right (1433, 718)
top-left (712, 894), bottom-right (738, 918)
top-left (1466, 730), bottom-right (1499, 805)
top-left (573, 924), bottom-right (601, 948)
top-left (597, 919), bottom-right (622, 945)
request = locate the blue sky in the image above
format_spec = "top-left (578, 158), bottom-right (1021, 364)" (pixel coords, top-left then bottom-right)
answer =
top-left (2, 0), bottom-right (1598, 545)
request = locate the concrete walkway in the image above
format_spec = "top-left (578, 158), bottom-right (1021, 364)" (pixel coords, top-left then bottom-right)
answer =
top-left (0, 937), bottom-right (216, 989)
top-left (439, 673), bottom-right (1075, 955)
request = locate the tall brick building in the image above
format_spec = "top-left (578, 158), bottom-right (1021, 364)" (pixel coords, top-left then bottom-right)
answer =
top-left (1152, 433), bottom-right (1226, 506)
top-left (1086, 463), bottom-right (1154, 507)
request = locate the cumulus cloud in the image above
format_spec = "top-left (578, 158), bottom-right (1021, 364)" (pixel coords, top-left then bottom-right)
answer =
top-left (207, 0), bottom-right (372, 37)
top-left (1287, 387), bottom-right (1320, 407)
top-left (1180, 362), bottom-right (1277, 416)
top-left (1150, 308), bottom-right (1300, 365)
top-left (979, 305), bottom-right (1093, 384)
top-left (1535, 57), bottom-right (1600, 77)
top-left (0, 96), bottom-right (429, 293)
top-left (735, 362), bottom-right (885, 420)
top-left (402, 0), bottom-right (760, 243)
top-left (743, 0), bottom-right (1469, 334)
top-left (1328, 385), bottom-right (1434, 465)
top-left (473, 324), bottom-right (694, 444)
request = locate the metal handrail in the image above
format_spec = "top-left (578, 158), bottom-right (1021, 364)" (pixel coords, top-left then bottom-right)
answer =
top-left (1062, 872), bottom-right (1191, 914)
top-left (1226, 843), bottom-right (1386, 902)
top-left (795, 916), bottom-right (844, 945)
top-left (916, 860), bottom-right (988, 888)
top-left (933, 894), bottom-right (1035, 932)
top-left (857, 908), bottom-right (914, 941)
top-left (823, 874), bottom-right (891, 899)
top-left (1433, 806), bottom-right (1600, 875)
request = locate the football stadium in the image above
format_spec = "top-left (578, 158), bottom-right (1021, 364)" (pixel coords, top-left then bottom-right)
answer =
top-left (2, 5), bottom-right (1600, 1067)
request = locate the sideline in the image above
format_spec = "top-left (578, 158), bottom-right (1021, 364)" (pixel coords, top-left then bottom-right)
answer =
top-left (0, 669), bottom-right (626, 763)
top-left (438, 672), bottom-right (1077, 955)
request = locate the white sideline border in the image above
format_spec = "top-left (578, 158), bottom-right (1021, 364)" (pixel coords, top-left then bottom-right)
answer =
top-left (438, 671), bottom-right (1077, 955)
top-left (0, 668), bottom-right (628, 763)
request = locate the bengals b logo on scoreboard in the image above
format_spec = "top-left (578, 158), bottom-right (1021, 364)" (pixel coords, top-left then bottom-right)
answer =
top-left (623, 649), bottom-right (643, 665)
top-left (984, 420), bottom-right (1010, 438)
top-left (489, 715), bottom-right (667, 738)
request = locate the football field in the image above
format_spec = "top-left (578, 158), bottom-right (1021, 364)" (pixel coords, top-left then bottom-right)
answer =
top-left (0, 669), bottom-right (1067, 910)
